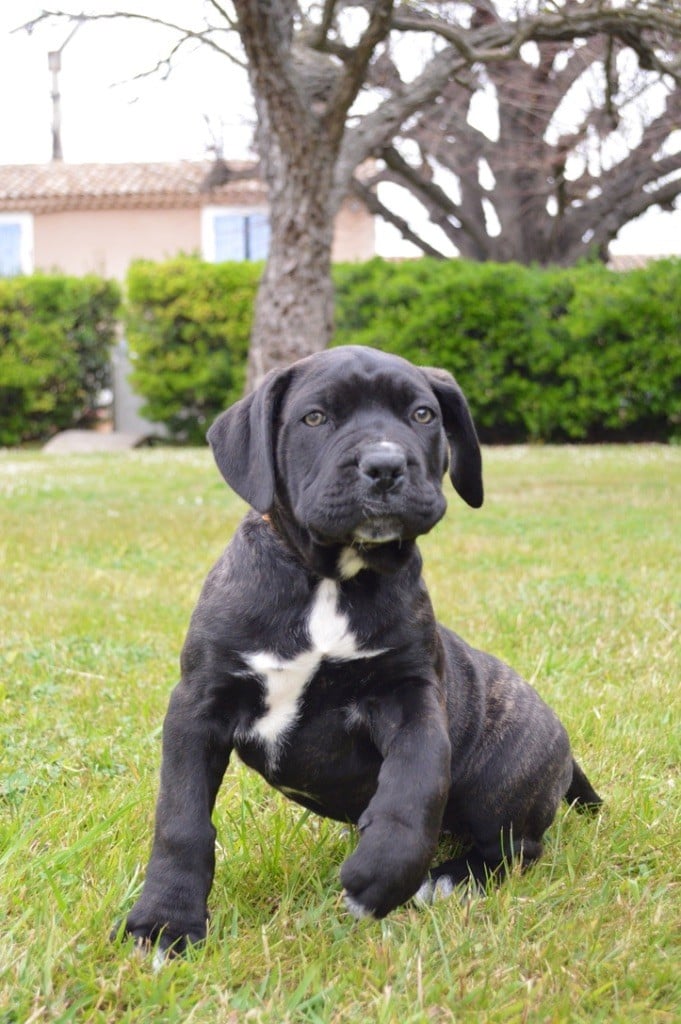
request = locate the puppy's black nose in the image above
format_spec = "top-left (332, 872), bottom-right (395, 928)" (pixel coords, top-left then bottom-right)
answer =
top-left (358, 444), bottom-right (407, 494)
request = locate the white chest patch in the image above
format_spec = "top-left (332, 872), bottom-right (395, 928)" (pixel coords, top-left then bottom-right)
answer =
top-left (243, 579), bottom-right (385, 746)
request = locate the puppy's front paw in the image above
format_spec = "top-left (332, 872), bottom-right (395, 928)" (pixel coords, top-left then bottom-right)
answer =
top-left (343, 891), bottom-right (375, 920)
top-left (111, 906), bottom-right (207, 959)
top-left (340, 849), bottom-right (391, 919)
top-left (340, 829), bottom-right (430, 919)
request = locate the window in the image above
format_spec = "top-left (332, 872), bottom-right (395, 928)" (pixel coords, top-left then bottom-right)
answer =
top-left (0, 214), bottom-right (34, 276)
top-left (201, 207), bottom-right (270, 262)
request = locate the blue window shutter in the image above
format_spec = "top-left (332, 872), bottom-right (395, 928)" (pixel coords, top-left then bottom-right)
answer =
top-left (211, 212), bottom-right (270, 262)
top-left (213, 214), bottom-right (246, 261)
top-left (248, 213), bottom-right (271, 260)
top-left (0, 222), bottom-right (22, 276)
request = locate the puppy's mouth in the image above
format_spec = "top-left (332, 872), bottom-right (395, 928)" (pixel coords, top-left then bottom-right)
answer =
top-left (351, 516), bottom-right (404, 545)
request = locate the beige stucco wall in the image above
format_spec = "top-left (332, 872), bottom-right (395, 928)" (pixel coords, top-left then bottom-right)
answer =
top-left (34, 207), bottom-right (201, 280)
top-left (32, 200), bottom-right (374, 280)
top-left (332, 198), bottom-right (375, 262)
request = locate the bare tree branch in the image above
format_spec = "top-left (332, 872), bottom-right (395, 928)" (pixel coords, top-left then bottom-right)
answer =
top-left (349, 178), bottom-right (448, 258)
top-left (566, 88), bottom-right (681, 254)
top-left (364, 5), bottom-right (680, 265)
top-left (379, 145), bottom-right (492, 259)
top-left (325, 0), bottom-right (394, 145)
top-left (308, 0), bottom-right (340, 50)
top-left (205, 0), bottom-right (238, 30)
top-left (15, 6), bottom-right (246, 66)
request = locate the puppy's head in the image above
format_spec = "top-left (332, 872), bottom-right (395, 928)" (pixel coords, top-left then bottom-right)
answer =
top-left (208, 346), bottom-right (482, 565)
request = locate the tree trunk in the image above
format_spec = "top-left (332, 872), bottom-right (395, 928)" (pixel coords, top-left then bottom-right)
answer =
top-left (234, 0), bottom-right (344, 389)
top-left (247, 149), bottom-right (336, 388)
top-left (234, 0), bottom-right (394, 389)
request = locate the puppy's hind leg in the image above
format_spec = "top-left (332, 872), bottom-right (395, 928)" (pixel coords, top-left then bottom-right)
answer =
top-left (414, 835), bottom-right (544, 906)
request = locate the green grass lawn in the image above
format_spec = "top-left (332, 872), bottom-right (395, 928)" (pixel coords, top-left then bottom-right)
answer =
top-left (1, 446), bottom-right (679, 1023)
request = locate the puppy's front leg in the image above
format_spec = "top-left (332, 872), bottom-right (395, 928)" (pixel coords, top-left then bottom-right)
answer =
top-left (115, 681), bottom-right (232, 955)
top-left (341, 683), bottom-right (451, 918)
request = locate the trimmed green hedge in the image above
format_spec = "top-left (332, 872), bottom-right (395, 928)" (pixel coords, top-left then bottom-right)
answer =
top-left (2, 258), bottom-right (678, 447)
top-left (125, 258), bottom-right (260, 444)
top-left (0, 274), bottom-right (120, 446)
top-left (124, 255), bottom-right (680, 444)
top-left (333, 258), bottom-right (681, 442)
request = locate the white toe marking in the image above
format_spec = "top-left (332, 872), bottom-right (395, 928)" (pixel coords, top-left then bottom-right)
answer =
top-left (414, 878), bottom-right (434, 906)
top-left (344, 892), bottom-right (374, 920)
top-left (433, 875), bottom-right (456, 901)
top-left (415, 873), bottom-right (484, 907)
top-left (152, 948), bottom-right (167, 972)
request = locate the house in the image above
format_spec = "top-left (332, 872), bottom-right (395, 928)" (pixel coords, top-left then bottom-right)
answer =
top-left (0, 159), bottom-right (375, 279)
top-left (0, 160), bottom-right (376, 433)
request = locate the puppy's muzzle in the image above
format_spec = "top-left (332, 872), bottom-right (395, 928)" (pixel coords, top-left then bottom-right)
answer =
top-left (358, 443), bottom-right (407, 496)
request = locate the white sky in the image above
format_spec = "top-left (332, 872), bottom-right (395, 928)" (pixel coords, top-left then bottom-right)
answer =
top-left (1, 2), bottom-right (680, 257)
top-left (0, 3), bottom-right (256, 164)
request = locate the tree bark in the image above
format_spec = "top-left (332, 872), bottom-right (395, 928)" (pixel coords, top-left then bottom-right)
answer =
top-left (233, 0), bottom-right (334, 385)
top-left (235, 0), bottom-right (394, 386)
top-left (247, 143), bottom-right (337, 387)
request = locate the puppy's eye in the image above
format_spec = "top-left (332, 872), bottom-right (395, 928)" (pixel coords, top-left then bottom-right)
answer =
top-left (412, 406), bottom-right (435, 424)
top-left (302, 410), bottom-right (327, 427)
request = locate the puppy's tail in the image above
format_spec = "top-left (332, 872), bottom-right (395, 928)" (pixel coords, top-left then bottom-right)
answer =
top-left (565, 759), bottom-right (602, 813)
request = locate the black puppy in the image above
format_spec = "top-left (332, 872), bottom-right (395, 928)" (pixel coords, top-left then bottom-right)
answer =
top-left (116, 345), bottom-right (600, 954)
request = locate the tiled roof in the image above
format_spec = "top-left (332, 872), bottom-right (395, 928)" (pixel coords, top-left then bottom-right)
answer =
top-left (0, 160), bottom-right (267, 213)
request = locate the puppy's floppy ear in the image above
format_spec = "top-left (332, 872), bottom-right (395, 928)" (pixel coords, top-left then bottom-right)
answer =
top-left (421, 367), bottom-right (484, 508)
top-left (207, 367), bottom-right (291, 513)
